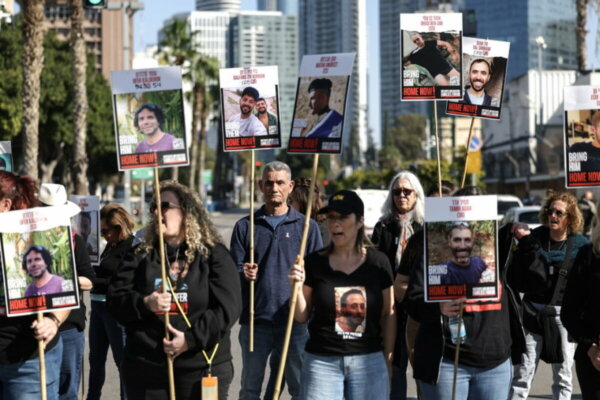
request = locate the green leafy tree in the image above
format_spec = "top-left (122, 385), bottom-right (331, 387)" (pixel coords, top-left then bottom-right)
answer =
top-left (385, 114), bottom-right (426, 161)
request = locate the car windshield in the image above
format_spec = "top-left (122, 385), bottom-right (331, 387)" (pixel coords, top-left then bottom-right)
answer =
top-left (519, 211), bottom-right (540, 225)
top-left (498, 201), bottom-right (521, 215)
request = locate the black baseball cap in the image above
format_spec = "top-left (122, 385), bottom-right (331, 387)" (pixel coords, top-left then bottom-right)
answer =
top-left (318, 190), bottom-right (364, 217)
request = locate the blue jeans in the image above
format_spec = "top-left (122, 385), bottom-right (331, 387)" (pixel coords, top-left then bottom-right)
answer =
top-left (301, 351), bottom-right (389, 400)
top-left (421, 358), bottom-right (512, 400)
top-left (59, 328), bottom-right (84, 400)
top-left (87, 300), bottom-right (127, 400)
top-left (0, 337), bottom-right (63, 400)
top-left (238, 322), bottom-right (307, 400)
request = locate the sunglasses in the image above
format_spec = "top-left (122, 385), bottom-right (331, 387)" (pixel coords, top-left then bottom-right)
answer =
top-left (392, 188), bottom-right (414, 197)
top-left (546, 208), bottom-right (567, 218)
top-left (150, 201), bottom-right (182, 214)
top-left (100, 225), bottom-right (120, 236)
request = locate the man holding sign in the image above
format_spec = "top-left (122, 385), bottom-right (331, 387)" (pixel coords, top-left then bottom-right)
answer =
top-left (230, 161), bottom-right (322, 400)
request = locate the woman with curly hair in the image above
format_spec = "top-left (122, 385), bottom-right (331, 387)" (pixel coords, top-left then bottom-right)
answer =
top-left (107, 180), bottom-right (242, 400)
top-left (510, 191), bottom-right (588, 400)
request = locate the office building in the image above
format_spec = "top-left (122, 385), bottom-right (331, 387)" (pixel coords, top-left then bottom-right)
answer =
top-left (196, 0), bottom-right (240, 12)
top-left (257, 0), bottom-right (297, 15)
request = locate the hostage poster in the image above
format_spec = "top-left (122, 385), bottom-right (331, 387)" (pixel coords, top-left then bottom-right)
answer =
top-left (111, 67), bottom-right (189, 170)
top-left (564, 85), bottom-right (600, 187)
top-left (70, 195), bottom-right (100, 265)
top-left (220, 65), bottom-right (282, 151)
top-left (0, 206), bottom-right (80, 317)
top-left (400, 13), bottom-right (462, 100)
top-left (446, 37), bottom-right (510, 119)
top-left (288, 53), bottom-right (355, 154)
top-left (424, 195), bottom-right (498, 302)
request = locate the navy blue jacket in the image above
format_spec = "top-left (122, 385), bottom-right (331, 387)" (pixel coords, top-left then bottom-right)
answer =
top-left (230, 206), bottom-right (323, 324)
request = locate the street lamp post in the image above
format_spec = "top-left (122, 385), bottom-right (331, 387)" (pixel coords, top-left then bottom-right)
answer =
top-left (535, 36), bottom-right (546, 132)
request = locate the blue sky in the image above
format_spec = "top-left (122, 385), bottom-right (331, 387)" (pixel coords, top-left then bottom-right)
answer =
top-left (134, 0), bottom-right (382, 146)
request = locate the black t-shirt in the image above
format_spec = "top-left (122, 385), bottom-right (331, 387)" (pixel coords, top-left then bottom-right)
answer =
top-left (569, 142), bottom-right (600, 173)
top-left (442, 282), bottom-right (512, 368)
top-left (304, 247), bottom-right (394, 356)
top-left (409, 40), bottom-right (451, 77)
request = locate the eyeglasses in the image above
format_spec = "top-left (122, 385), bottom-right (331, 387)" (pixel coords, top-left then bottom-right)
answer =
top-left (100, 226), bottom-right (118, 236)
top-left (392, 188), bottom-right (414, 197)
top-left (150, 201), bottom-right (182, 214)
top-left (546, 208), bottom-right (567, 218)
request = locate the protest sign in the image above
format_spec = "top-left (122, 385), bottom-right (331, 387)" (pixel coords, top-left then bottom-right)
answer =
top-left (564, 85), bottom-right (600, 187)
top-left (0, 142), bottom-right (13, 172)
top-left (0, 206), bottom-right (80, 317)
top-left (424, 195), bottom-right (498, 302)
top-left (111, 67), bottom-right (189, 170)
top-left (288, 53), bottom-right (356, 154)
top-left (400, 13), bottom-right (462, 100)
top-left (446, 37), bottom-right (510, 119)
top-left (70, 195), bottom-right (100, 265)
top-left (220, 66), bottom-right (282, 151)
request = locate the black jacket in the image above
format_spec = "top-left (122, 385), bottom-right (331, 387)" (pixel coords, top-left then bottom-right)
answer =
top-left (561, 243), bottom-right (600, 352)
top-left (405, 223), bottom-right (548, 384)
top-left (107, 242), bottom-right (242, 370)
top-left (91, 235), bottom-right (134, 296)
top-left (371, 216), bottom-right (422, 277)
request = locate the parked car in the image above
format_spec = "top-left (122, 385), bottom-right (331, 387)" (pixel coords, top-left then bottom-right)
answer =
top-left (500, 205), bottom-right (542, 230)
top-left (354, 189), bottom-right (388, 237)
top-left (497, 194), bottom-right (524, 220)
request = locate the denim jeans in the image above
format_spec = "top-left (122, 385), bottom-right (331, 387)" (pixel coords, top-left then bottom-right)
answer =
top-left (510, 305), bottom-right (575, 400)
top-left (421, 357), bottom-right (512, 400)
top-left (301, 351), bottom-right (389, 400)
top-left (0, 336), bottom-right (63, 400)
top-left (87, 300), bottom-right (127, 400)
top-left (238, 322), bottom-right (307, 400)
top-left (58, 328), bottom-right (84, 400)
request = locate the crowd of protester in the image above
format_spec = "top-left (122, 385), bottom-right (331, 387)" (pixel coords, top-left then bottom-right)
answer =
top-left (0, 164), bottom-right (598, 400)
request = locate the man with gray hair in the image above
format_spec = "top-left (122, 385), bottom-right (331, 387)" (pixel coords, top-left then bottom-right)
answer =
top-left (231, 161), bottom-right (323, 400)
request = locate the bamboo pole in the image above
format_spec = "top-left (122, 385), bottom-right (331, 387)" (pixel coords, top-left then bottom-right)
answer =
top-left (434, 100), bottom-right (442, 196)
top-left (249, 150), bottom-right (256, 352)
top-left (272, 154), bottom-right (320, 400)
top-left (460, 117), bottom-right (476, 188)
top-left (154, 168), bottom-right (176, 400)
top-left (37, 313), bottom-right (47, 400)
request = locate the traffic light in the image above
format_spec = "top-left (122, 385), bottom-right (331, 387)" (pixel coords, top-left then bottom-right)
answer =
top-left (84, 0), bottom-right (106, 8)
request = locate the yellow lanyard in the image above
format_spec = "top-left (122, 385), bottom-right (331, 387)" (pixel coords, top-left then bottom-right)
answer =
top-left (202, 344), bottom-right (219, 376)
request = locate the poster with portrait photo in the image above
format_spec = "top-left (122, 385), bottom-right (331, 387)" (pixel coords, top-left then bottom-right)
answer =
top-left (0, 206), bottom-right (80, 317)
top-left (288, 53), bottom-right (356, 154)
top-left (70, 195), bottom-right (100, 265)
top-left (220, 66), bottom-right (282, 151)
top-left (446, 37), bottom-right (509, 120)
top-left (563, 86), bottom-right (600, 187)
top-left (424, 195), bottom-right (498, 302)
top-left (0, 141), bottom-right (13, 173)
top-left (400, 13), bottom-right (462, 100)
top-left (111, 67), bottom-right (189, 170)
top-left (334, 286), bottom-right (366, 339)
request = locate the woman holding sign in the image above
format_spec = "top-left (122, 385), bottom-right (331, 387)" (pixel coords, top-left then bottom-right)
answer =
top-left (288, 190), bottom-right (395, 400)
top-left (561, 204), bottom-right (600, 400)
top-left (0, 171), bottom-right (69, 399)
top-left (107, 181), bottom-right (241, 400)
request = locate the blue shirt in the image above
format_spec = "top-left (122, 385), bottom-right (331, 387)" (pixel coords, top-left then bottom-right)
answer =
top-left (230, 206), bottom-right (323, 324)
top-left (441, 257), bottom-right (488, 285)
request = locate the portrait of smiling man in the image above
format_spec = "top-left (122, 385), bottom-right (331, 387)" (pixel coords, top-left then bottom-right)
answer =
top-left (23, 244), bottom-right (67, 297)
top-left (227, 86), bottom-right (268, 137)
top-left (459, 59), bottom-right (499, 107)
top-left (133, 103), bottom-right (177, 154)
top-left (440, 222), bottom-right (489, 285)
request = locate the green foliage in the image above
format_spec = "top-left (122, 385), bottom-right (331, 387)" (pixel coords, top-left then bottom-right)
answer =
top-left (385, 114), bottom-right (427, 161)
top-left (0, 17), bottom-right (115, 181)
top-left (31, 227), bottom-right (74, 279)
top-left (328, 168), bottom-right (395, 193)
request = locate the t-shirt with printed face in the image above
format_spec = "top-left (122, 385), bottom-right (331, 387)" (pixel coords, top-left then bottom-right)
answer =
top-left (303, 247), bottom-right (393, 356)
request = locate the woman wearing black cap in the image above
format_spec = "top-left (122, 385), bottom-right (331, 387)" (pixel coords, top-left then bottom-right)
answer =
top-left (288, 190), bottom-right (395, 400)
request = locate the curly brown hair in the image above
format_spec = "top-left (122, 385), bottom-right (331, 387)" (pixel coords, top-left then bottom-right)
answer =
top-left (100, 204), bottom-right (135, 242)
top-left (538, 191), bottom-right (583, 234)
top-left (138, 180), bottom-right (222, 262)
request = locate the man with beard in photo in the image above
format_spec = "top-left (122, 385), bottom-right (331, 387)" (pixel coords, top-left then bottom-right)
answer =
top-left (134, 103), bottom-right (178, 153)
top-left (440, 222), bottom-right (488, 285)
top-left (227, 86), bottom-right (268, 137)
top-left (459, 59), bottom-right (499, 107)
top-left (335, 288), bottom-right (367, 333)
top-left (255, 97), bottom-right (278, 132)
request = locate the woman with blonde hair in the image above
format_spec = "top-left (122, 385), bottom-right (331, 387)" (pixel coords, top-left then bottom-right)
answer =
top-left (87, 204), bottom-right (135, 400)
top-left (561, 203), bottom-right (600, 399)
top-left (108, 181), bottom-right (242, 399)
top-left (510, 191), bottom-right (588, 400)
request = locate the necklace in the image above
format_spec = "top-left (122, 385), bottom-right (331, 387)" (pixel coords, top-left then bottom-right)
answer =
top-left (547, 238), bottom-right (567, 252)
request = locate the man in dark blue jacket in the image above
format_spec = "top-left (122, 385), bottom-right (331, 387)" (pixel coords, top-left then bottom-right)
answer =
top-left (231, 161), bottom-right (322, 400)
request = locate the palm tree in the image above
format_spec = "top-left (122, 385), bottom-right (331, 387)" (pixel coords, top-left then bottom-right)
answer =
top-left (69, 0), bottom-right (89, 194)
top-left (21, 0), bottom-right (46, 180)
